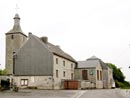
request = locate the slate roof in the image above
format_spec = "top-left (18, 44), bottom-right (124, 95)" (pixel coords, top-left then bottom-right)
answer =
top-left (6, 13), bottom-right (27, 37)
top-left (87, 56), bottom-right (100, 60)
top-left (47, 42), bottom-right (76, 62)
top-left (87, 56), bottom-right (108, 69)
top-left (77, 56), bottom-right (108, 69)
top-left (78, 60), bottom-right (100, 68)
top-left (30, 33), bottom-right (76, 63)
top-left (99, 60), bottom-right (108, 70)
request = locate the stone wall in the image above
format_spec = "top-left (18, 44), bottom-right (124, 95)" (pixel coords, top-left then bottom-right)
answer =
top-left (53, 55), bottom-right (75, 89)
top-left (14, 76), bottom-right (53, 89)
top-left (6, 33), bottom-right (27, 75)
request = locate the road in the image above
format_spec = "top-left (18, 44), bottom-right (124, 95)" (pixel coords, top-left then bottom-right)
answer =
top-left (73, 89), bottom-right (130, 98)
top-left (0, 89), bottom-right (129, 98)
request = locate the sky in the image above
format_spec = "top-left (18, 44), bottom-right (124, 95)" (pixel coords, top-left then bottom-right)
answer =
top-left (0, 0), bottom-right (130, 81)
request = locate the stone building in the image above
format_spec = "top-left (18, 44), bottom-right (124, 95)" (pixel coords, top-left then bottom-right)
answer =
top-left (75, 56), bottom-right (114, 89)
top-left (5, 13), bottom-right (27, 75)
top-left (5, 14), bottom-right (77, 89)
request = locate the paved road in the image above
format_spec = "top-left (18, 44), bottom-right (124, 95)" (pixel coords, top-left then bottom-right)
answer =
top-left (74, 89), bottom-right (130, 98)
top-left (0, 89), bottom-right (77, 98)
top-left (0, 89), bottom-right (129, 98)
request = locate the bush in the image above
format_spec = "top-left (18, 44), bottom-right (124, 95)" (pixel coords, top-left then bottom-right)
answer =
top-left (116, 81), bottom-right (124, 88)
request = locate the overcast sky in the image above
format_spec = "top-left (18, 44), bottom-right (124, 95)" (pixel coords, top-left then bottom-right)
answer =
top-left (0, 0), bottom-right (130, 81)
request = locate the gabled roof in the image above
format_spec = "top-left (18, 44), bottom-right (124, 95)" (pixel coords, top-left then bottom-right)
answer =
top-left (29, 33), bottom-right (76, 63)
top-left (47, 42), bottom-right (76, 62)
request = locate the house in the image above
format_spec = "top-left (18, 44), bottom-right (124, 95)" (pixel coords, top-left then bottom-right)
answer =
top-left (75, 56), bottom-right (114, 89)
top-left (5, 13), bottom-right (77, 89)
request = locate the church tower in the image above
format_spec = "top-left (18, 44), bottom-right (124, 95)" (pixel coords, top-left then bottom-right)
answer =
top-left (5, 13), bottom-right (27, 75)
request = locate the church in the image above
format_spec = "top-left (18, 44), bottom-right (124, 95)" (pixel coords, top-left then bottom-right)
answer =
top-left (5, 13), bottom-right (77, 89)
top-left (5, 13), bottom-right (114, 90)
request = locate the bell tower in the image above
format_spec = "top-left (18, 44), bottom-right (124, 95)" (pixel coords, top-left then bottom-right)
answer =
top-left (5, 13), bottom-right (27, 75)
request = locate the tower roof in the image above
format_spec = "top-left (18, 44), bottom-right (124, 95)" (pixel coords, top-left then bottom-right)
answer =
top-left (6, 13), bottom-right (27, 37)
top-left (87, 55), bottom-right (100, 61)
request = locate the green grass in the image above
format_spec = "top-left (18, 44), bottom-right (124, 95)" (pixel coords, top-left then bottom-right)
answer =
top-left (121, 87), bottom-right (130, 89)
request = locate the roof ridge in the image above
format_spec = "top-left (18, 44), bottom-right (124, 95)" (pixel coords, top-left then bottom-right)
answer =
top-left (29, 34), bottom-right (76, 62)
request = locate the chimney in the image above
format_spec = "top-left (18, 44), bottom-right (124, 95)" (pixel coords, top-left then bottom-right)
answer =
top-left (41, 37), bottom-right (48, 44)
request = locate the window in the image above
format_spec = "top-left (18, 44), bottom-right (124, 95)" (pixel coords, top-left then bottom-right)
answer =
top-left (63, 61), bottom-right (65, 66)
top-left (82, 70), bottom-right (88, 80)
top-left (71, 73), bottom-right (74, 79)
top-left (63, 71), bottom-right (65, 77)
top-left (71, 64), bottom-right (73, 68)
top-left (56, 58), bottom-right (58, 64)
top-left (21, 79), bottom-right (28, 86)
top-left (100, 71), bottom-right (102, 80)
top-left (56, 70), bottom-right (58, 78)
top-left (11, 35), bottom-right (14, 39)
top-left (97, 70), bottom-right (99, 80)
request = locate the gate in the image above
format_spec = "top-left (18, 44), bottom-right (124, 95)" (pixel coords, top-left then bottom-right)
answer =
top-left (64, 80), bottom-right (78, 90)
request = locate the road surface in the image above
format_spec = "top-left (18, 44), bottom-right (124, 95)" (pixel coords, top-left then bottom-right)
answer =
top-left (0, 89), bottom-right (129, 98)
top-left (73, 89), bottom-right (130, 98)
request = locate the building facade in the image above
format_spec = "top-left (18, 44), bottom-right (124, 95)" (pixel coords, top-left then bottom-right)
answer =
top-left (5, 14), bottom-right (27, 75)
top-left (75, 56), bottom-right (113, 89)
top-left (5, 14), bottom-right (76, 89)
top-left (13, 33), bottom-right (76, 89)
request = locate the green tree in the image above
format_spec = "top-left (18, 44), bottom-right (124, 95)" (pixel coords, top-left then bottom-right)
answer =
top-left (107, 63), bottom-right (125, 82)
top-left (107, 63), bottom-right (130, 88)
top-left (0, 69), bottom-right (6, 75)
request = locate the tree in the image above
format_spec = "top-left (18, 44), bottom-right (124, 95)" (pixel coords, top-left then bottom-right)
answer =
top-left (107, 63), bottom-right (125, 82)
top-left (107, 63), bottom-right (130, 88)
top-left (0, 69), bottom-right (6, 75)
